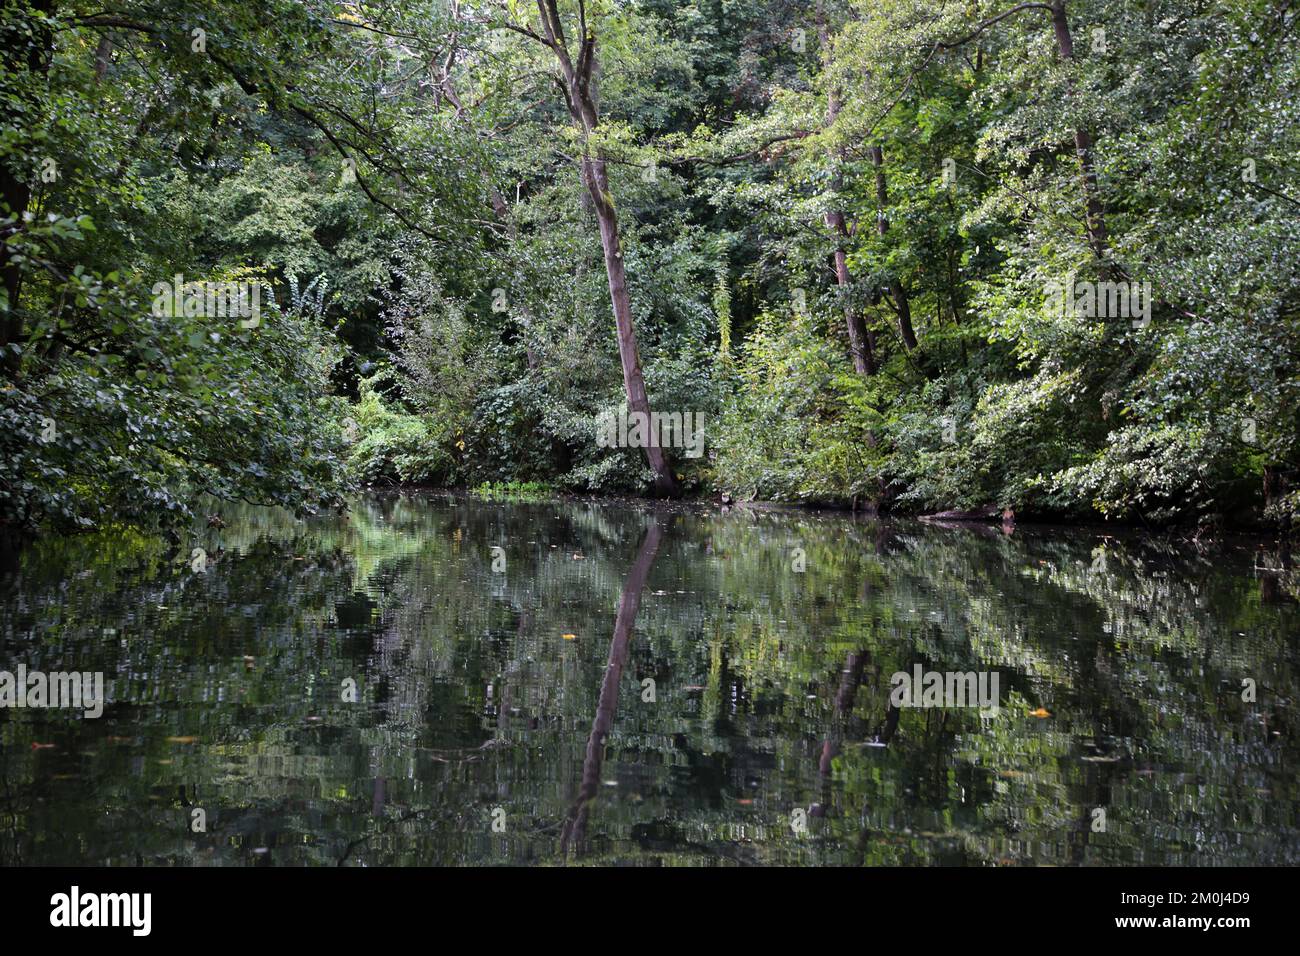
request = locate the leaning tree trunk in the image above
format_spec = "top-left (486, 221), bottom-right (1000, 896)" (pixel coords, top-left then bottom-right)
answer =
top-left (530, 2), bottom-right (678, 495)
top-left (583, 155), bottom-right (677, 495)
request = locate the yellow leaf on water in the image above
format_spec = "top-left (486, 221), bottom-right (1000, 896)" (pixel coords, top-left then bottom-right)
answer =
top-left (562, 633), bottom-right (577, 640)
top-left (166, 736), bottom-right (199, 744)
top-left (1028, 708), bottom-right (1051, 718)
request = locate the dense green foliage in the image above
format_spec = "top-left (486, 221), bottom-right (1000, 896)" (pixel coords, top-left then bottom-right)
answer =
top-left (3, 0), bottom-right (1297, 531)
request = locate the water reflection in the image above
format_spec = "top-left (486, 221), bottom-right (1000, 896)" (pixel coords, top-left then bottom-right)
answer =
top-left (560, 516), bottom-right (664, 857)
top-left (0, 494), bottom-right (1296, 866)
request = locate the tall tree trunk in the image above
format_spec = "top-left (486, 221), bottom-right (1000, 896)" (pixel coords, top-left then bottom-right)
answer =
top-left (93, 34), bottom-right (113, 81)
top-left (941, 2), bottom-right (1108, 261)
top-left (1049, 0), bottom-right (1108, 260)
top-left (826, 104), bottom-right (878, 374)
top-left (819, 18), bottom-right (876, 376)
top-left (531, 2), bottom-right (678, 495)
top-left (582, 155), bottom-right (677, 495)
top-left (825, 205), bottom-right (877, 376)
top-left (817, 7), bottom-right (883, 507)
top-left (869, 146), bottom-right (918, 350)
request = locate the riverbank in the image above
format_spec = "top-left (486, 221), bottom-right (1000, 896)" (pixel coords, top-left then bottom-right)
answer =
top-left (366, 481), bottom-right (1297, 545)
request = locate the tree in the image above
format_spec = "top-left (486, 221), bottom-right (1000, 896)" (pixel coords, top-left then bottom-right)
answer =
top-left (499, 0), bottom-right (678, 495)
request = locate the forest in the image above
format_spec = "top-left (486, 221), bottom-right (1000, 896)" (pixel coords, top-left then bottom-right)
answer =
top-left (2, 1), bottom-right (1298, 883)
top-left (2, 0), bottom-right (1298, 531)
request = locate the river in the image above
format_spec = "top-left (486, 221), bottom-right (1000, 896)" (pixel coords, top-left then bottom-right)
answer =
top-left (1, 493), bottom-right (1296, 865)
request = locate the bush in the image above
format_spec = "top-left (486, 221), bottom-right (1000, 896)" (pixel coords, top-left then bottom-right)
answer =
top-left (1054, 421), bottom-right (1251, 524)
top-left (345, 376), bottom-right (452, 486)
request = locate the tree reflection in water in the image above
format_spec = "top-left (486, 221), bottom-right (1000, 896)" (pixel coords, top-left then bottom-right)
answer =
top-left (0, 495), bottom-right (1296, 866)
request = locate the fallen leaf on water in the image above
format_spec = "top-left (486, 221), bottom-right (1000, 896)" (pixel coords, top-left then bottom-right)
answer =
top-left (1028, 707), bottom-right (1052, 718)
top-left (736, 799), bottom-right (754, 805)
top-left (156, 759), bottom-right (172, 765)
top-left (562, 633), bottom-right (577, 640)
top-left (166, 736), bottom-right (199, 744)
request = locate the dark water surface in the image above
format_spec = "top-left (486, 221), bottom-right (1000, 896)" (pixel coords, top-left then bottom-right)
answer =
top-left (1, 494), bottom-right (1296, 866)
